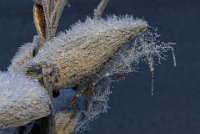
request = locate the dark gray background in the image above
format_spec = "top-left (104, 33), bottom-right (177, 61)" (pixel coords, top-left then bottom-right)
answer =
top-left (0, 0), bottom-right (200, 134)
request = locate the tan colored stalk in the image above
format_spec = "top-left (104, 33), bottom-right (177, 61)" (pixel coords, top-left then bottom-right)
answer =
top-left (94, 0), bottom-right (109, 18)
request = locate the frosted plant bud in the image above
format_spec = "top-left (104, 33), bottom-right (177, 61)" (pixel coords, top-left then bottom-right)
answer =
top-left (8, 36), bottom-right (45, 72)
top-left (27, 15), bottom-right (148, 89)
top-left (0, 72), bottom-right (50, 129)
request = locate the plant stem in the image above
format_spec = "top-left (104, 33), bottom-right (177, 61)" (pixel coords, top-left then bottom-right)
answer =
top-left (94, 0), bottom-right (109, 18)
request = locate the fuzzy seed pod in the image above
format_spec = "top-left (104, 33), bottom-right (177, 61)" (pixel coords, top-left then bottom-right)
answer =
top-left (0, 72), bottom-right (50, 129)
top-left (27, 16), bottom-right (148, 89)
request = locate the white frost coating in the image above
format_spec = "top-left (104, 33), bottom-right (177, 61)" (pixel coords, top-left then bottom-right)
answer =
top-left (0, 72), bottom-right (51, 129)
top-left (56, 15), bottom-right (147, 50)
top-left (8, 42), bottom-right (35, 72)
top-left (30, 15), bottom-right (147, 64)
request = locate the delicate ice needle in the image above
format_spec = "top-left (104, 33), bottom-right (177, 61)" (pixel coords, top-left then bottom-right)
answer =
top-left (151, 70), bottom-right (154, 96)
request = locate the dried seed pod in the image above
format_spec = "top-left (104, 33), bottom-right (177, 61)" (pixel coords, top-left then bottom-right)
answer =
top-left (0, 72), bottom-right (50, 129)
top-left (27, 16), bottom-right (148, 89)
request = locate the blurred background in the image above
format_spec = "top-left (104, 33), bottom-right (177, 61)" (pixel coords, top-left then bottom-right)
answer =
top-left (0, 0), bottom-right (200, 134)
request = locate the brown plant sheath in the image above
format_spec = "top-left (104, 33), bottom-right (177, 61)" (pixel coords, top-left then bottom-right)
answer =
top-left (34, 3), bottom-right (46, 38)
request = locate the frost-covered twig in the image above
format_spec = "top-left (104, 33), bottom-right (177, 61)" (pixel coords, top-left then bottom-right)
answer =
top-left (41, 0), bottom-right (52, 39)
top-left (32, 0), bottom-right (69, 133)
top-left (40, 64), bottom-right (58, 134)
top-left (34, 0), bottom-right (68, 40)
top-left (94, 0), bottom-right (109, 18)
top-left (25, 62), bottom-right (59, 134)
top-left (50, 0), bottom-right (68, 37)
